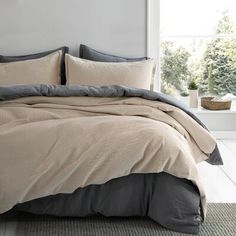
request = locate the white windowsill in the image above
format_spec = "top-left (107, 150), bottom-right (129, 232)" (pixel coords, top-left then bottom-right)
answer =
top-left (189, 103), bottom-right (236, 138)
top-left (190, 106), bottom-right (236, 114)
top-left (178, 99), bottom-right (236, 114)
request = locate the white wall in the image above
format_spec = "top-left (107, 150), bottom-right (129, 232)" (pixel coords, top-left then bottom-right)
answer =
top-left (0, 0), bottom-right (147, 57)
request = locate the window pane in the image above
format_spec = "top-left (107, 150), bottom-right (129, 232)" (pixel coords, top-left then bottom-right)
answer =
top-left (161, 0), bottom-right (236, 36)
top-left (160, 0), bottom-right (236, 100)
top-left (160, 37), bottom-right (236, 97)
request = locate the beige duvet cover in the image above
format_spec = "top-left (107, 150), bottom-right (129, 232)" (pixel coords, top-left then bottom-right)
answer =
top-left (0, 96), bottom-right (216, 215)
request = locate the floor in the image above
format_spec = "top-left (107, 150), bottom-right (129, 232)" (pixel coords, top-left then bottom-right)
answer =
top-left (0, 139), bottom-right (236, 236)
top-left (198, 139), bottom-right (236, 203)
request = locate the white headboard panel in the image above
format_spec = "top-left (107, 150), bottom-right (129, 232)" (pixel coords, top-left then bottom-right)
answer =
top-left (0, 0), bottom-right (147, 57)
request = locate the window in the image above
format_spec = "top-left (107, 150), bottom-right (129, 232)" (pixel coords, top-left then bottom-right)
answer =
top-left (160, 0), bottom-right (236, 98)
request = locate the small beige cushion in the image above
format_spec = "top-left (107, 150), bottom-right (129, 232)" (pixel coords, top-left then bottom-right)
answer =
top-left (0, 51), bottom-right (62, 85)
top-left (66, 54), bottom-right (154, 90)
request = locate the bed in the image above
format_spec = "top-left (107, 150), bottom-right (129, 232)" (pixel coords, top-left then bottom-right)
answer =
top-left (0, 83), bottom-right (222, 234)
top-left (0, 45), bottom-right (223, 234)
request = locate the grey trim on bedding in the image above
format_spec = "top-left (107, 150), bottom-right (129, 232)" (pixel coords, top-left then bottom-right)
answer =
top-left (79, 44), bottom-right (147, 62)
top-left (13, 173), bottom-right (201, 234)
top-left (0, 84), bottom-right (223, 165)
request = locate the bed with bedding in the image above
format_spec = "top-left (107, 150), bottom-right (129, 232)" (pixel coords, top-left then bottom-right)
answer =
top-left (0, 84), bottom-right (222, 234)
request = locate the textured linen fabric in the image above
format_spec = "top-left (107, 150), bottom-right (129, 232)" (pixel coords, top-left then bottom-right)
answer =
top-left (0, 51), bottom-right (62, 85)
top-left (0, 47), bottom-right (69, 85)
top-left (79, 44), bottom-right (147, 62)
top-left (14, 173), bottom-right (201, 234)
top-left (79, 44), bottom-right (157, 90)
top-left (0, 95), bottom-right (217, 217)
top-left (0, 84), bottom-right (222, 165)
top-left (65, 54), bottom-right (154, 90)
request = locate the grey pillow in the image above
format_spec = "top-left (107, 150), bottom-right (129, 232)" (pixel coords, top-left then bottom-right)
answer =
top-left (79, 44), bottom-right (147, 62)
top-left (0, 47), bottom-right (69, 85)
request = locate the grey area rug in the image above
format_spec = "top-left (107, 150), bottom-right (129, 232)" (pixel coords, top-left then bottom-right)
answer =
top-left (9, 203), bottom-right (236, 236)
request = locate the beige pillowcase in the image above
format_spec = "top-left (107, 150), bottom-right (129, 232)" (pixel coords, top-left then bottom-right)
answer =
top-left (66, 54), bottom-right (154, 90)
top-left (0, 51), bottom-right (62, 85)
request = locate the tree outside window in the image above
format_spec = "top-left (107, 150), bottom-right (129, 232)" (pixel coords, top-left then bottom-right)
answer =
top-left (161, 7), bottom-right (236, 98)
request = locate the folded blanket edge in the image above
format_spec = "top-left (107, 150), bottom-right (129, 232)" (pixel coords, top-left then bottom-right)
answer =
top-left (0, 84), bottom-right (223, 165)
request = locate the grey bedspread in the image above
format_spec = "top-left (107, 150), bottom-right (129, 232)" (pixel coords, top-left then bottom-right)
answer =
top-left (0, 84), bottom-right (223, 165)
top-left (0, 84), bottom-right (222, 234)
top-left (13, 173), bottom-right (201, 234)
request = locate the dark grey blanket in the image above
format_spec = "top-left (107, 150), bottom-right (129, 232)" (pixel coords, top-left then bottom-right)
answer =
top-left (13, 173), bottom-right (201, 234)
top-left (0, 84), bottom-right (222, 165)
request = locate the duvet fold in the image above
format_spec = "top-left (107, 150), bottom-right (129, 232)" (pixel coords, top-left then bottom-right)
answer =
top-left (0, 93), bottom-right (217, 216)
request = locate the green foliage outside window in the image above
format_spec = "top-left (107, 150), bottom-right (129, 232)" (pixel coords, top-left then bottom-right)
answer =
top-left (188, 80), bottom-right (198, 90)
top-left (161, 42), bottom-right (191, 95)
top-left (161, 12), bottom-right (236, 96)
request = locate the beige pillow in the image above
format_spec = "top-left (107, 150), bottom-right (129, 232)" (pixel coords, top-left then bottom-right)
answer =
top-left (65, 54), bottom-right (154, 90)
top-left (0, 51), bottom-right (62, 85)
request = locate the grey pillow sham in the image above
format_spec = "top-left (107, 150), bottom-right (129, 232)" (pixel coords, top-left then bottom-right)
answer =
top-left (79, 44), bottom-right (147, 62)
top-left (0, 47), bottom-right (69, 85)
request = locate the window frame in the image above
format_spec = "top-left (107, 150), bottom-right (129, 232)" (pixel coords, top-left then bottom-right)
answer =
top-left (146, 0), bottom-right (160, 92)
top-left (147, 0), bottom-right (236, 92)
top-left (147, 0), bottom-right (236, 138)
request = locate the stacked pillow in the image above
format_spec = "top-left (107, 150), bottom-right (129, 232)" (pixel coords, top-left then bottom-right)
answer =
top-left (66, 54), bottom-right (154, 90)
top-left (69, 44), bottom-right (156, 90)
top-left (0, 44), bottom-right (155, 90)
top-left (79, 44), bottom-right (148, 62)
top-left (0, 47), bottom-right (68, 85)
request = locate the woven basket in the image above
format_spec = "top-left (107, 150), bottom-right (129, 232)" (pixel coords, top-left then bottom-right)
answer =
top-left (201, 97), bottom-right (231, 110)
